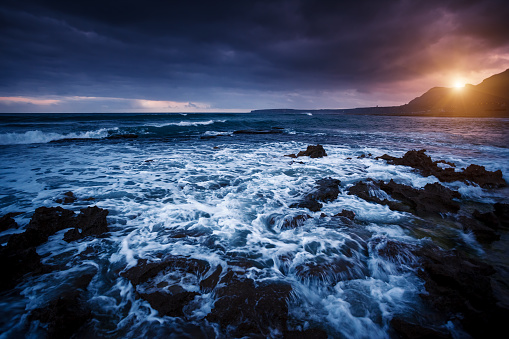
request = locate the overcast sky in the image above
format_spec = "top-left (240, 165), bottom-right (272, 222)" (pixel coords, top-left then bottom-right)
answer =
top-left (1, 0), bottom-right (508, 113)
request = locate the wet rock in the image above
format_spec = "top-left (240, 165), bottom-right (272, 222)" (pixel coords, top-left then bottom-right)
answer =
top-left (494, 203), bottom-right (509, 227)
top-left (29, 272), bottom-right (94, 338)
top-left (0, 212), bottom-right (21, 232)
top-left (8, 207), bottom-right (76, 251)
top-left (207, 271), bottom-right (292, 337)
top-left (377, 149), bottom-right (506, 188)
top-left (459, 215), bottom-right (500, 244)
top-left (121, 256), bottom-right (209, 287)
top-left (0, 247), bottom-right (44, 291)
top-left (390, 318), bottom-right (452, 339)
top-left (29, 290), bottom-right (92, 339)
top-left (334, 209), bottom-right (356, 220)
top-left (0, 207), bottom-right (77, 291)
top-left (290, 178), bottom-right (341, 212)
top-left (348, 179), bottom-right (461, 218)
top-left (284, 153), bottom-right (298, 158)
top-left (296, 144), bottom-right (327, 158)
top-left (281, 214), bottom-right (311, 230)
top-left (284, 328), bottom-right (328, 338)
top-left (295, 257), bottom-right (367, 283)
top-left (200, 266), bottom-right (223, 292)
top-left (415, 246), bottom-right (509, 338)
top-left (139, 290), bottom-right (199, 317)
top-left (63, 206), bottom-right (109, 242)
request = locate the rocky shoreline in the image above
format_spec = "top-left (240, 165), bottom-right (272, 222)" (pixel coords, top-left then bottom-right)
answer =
top-left (0, 146), bottom-right (508, 338)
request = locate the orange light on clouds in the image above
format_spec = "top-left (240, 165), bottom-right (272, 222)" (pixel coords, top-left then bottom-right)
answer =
top-left (0, 96), bottom-right (61, 105)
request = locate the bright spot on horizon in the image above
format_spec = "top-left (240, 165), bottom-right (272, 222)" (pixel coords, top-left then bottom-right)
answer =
top-left (453, 81), bottom-right (465, 89)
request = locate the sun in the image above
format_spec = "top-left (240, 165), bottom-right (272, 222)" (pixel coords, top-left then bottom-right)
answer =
top-left (453, 81), bottom-right (465, 89)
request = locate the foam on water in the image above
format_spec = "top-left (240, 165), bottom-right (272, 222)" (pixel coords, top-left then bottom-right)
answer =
top-left (0, 113), bottom-right (507, 338)
top-left (0, 128), bottom-right (114, 145)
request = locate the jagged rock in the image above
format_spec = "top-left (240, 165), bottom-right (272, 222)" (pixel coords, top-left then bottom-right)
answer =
top-left (281, 214), bottom-right (311, 230)
top-left (0, 212), bottom-right (21, 232)
top-left (63, 206), bottom-right (109, 242)
top-left (121, 256), bottom-right (209, 287)
top-left (199, 266), bottom-right (223, 292)
top-left (296, 144), bottom-right (327, 158)
top-left (290, 178), bottom-right (341, 212)
top-left (333, 209), bottom-right (356, 220)
top-left (390, 318), bottom-right (452, 339)
top-left (377, 149), bottom-right (506, 188)
top-left (29, 273), bottom-right (94, 339)
top-left (138, 290), bottom-right (199, 317)
top-left (348, 179), bottom-right (461, 218)
top-left (207, 271), bottom-right (292, 337)
top-left (8, 207), bottom-right (76, 251)
top-left (414, 246), bottom-right (509, 338)
top-left (284, 328), bottom-right (328, 338)
top-left (0, 247), bottom-right (44, 291)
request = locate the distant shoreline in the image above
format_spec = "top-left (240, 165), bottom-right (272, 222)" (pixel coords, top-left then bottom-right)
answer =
top-left (250, 107), bottom-right (509, 118)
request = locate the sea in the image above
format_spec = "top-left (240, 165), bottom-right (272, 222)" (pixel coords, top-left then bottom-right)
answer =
top-left (0, 112), bottom-right (508, 338)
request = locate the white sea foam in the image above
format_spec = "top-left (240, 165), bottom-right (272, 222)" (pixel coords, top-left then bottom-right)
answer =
top-left (0, 128), bottom-right (114, 145)
top-left (149, 120), bottom-right (226, 128)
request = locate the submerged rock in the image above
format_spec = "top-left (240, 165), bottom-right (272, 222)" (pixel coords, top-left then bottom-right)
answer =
top-left (377, 149), bottom-right (506, 188)
top-left (139, 290), bottom-right (199, 317)
top-left (291, 178), bottom-right (341, 212)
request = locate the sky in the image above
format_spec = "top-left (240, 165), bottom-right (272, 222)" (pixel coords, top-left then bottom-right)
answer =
top-left (1, 0), bottom-right (509, 113)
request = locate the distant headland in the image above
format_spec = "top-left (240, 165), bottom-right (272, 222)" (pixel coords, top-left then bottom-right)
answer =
top-left (252, 69), bottom-right (509, 117)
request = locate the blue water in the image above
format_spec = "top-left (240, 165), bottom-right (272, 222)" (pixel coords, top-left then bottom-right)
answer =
top-left (0, 112), bottom-right (508, 338)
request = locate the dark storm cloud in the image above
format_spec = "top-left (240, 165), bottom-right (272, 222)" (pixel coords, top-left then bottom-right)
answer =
top-left (1, 0), bottom-right (509, 107)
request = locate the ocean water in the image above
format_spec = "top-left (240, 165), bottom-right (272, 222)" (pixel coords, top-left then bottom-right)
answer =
top-left (0, 112), bottom-right (508, 338)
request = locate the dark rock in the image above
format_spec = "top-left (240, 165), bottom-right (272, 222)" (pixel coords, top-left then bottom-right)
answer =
top-left (390, 318), bottom-right (452, 339)
top-left (414, 246), bottom-right (509, 338)
top-left (377, 149), bottom-right (506, 188)
top-left (8, 207), bottom-right (76, 251)
top-left (139, 290), bottom-right (199, 317)
top-left (0, 207), bottom-right (78, 291)
top-left (348, 179), bottom-right (461, 218)
top-left (56, 191), bottom-right (77, 204)
top-left (63, 206), bottom-right (109, 242)
top-left (122, 256), bottom-right (210, 287)
top-left (295, 257), bottom-right (367, 282)
top-left (459, 214), bottom-right (500, 244)
top-left (284, 328), bottom-right (328, 338)
top-left (199, 265), bottom-right (223, 292)
top-left (334, 209), bottom-right (356, 220)
top-left (494, 203), bottom-right (509, 227)
top-left (291, 178), bottom-right (341, 212)
top-left (207, 272), bottom-right (292, 337)
top-left (296, 144), bottom-right (327, 158)
top-left (0, 246), bottom-right (44, 291)
top-left (106, 133), bottom-right (138, 139)
top-left (284, 153), bottom-right (298, 158)
top-left (281, 214), bottom-right (311, 230)
top-left (29, 290), bottom-right (92, 339)
top-left (0, 212), bottom-right (21, 232)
